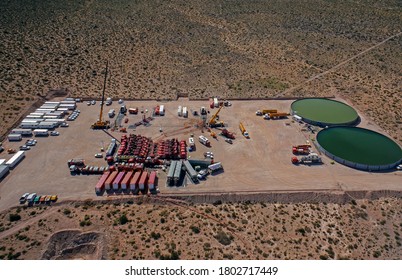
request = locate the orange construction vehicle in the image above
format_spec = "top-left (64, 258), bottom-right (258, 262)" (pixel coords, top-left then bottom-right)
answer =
top-left (268, 112), bottom-right (289, 119)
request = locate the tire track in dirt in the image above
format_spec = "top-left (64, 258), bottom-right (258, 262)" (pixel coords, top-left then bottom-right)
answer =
top-left (0, 207), bottom-right (58, 240)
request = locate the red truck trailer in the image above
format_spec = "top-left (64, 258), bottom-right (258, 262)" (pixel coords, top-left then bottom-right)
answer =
top-left (148, 171), bottom-right (157, 193)
top-left (104, 171), bottom-right (118, 191)
top-left (139, 171), bottom-right (148, 193)
top-left (121, 171), bottom-right (133, 190)
top-left (95, 171), bottom-right (110, 194)
top-left (113, 172), bottom-right (125, 190)
top-left (129, 171), bottom-right (142, 194)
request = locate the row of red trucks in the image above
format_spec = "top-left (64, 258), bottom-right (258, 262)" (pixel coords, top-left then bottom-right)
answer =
top-left (95, 170), bottom-right (157, 195)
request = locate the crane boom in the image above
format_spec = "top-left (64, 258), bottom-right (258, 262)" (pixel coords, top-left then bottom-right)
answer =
top-left (99, 61), bottom-right (108, 123)
top-left (91, 62), bottom-right (111, 129)
top-left (208, 105), bottom-right (223, 126)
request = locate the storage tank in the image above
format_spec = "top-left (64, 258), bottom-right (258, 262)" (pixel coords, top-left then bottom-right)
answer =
top-left (290, 98), bottom-right (359, 127)
top-left (317, 127), bottom-right (402, 171)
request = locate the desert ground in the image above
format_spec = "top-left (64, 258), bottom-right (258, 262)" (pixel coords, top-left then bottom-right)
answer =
top-left (0, 197), bottom-right (401, 260)
top-left (0, 0), bottom-right (401, 142)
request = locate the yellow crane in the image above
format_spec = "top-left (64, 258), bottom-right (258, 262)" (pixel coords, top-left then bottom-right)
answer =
top-left (91, 62), bottom-right (111, 129)
top-left (208, 105), bottom-right (224, 127)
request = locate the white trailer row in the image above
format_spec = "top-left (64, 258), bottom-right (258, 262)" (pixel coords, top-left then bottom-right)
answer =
top-left (33, 129), bottom-right (49, 136)
top-left (7, 134), bottom-right (22, 141)
top-left (6, 151), bottom-right (25, 169)
top-left (11, 129), bottom-right (32, 136)
top-left (20, 122), bottom-right (59, 129)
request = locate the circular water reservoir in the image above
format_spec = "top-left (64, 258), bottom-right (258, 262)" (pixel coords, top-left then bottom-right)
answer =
top-left (317, 127), bottom-right (402, 171)
top-left (291, 98), bottom-right (359, 126)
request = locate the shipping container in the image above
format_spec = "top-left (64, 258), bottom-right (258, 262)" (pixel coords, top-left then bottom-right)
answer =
top-left (129, 171), bottom-right (142, 192)
top-left (113, 172), bottom-right (125, 190)
top-left (60, 100), bottom-right (76, 104)
top-left (121, 171), bottom-right (133, 190)
top-left (19, 123), bottom-right (38, 129)
top-left (44, 101), bottom-right (61, 105)
top-left (159, 105), bottom-right (165, 116)
top-left (11, 129), bottom-right (32, 136)
top-left (37, 122), bottom-right (57, 129)
top-left (44, 112), bottom-right (63, 117)
top-left (30, 113), bottom-right (44, 117)
top-left (6, 151), bottom-right (25, 169)
top-left (8, 134), bottom-right (22, 141)
top-left (26, 115), bottom-right (44, 119)
top-left (42, 115), bottom-right (58, 119)
top-left (106, 139), bottom-right (117, 157)
top-left (0, 159), bottom-right (5, 166)
top-left (148, 171), bottom-right (157, 192)
top-left (22, 119), bottom-right (40, 123)
top-left (33, 129), bottom-right (49, 136)
top-left (177, 106), bottom-right (182, 116)
top-left (173, 161), bottom-right (182, 185)
top-left (167, 161), bottom-right (177, 181)
top-left (104, 171), bottom-right (118, 190)
top-left (0, 165), bottom-right (10, 179)
top-left (183, 107), bottom-right (188, 118)
top-left (138, 171), bottom-right (148, 192)
top-left (40, 105), bottom-right (58, 109)
top-left (95, 172), bottom-right (110, 194)
top-left (183, 160), bottom-right (198, 181)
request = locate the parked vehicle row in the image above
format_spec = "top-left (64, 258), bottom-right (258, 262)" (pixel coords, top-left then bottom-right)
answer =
top-left (67, 110), bottom-right (80, 121)
top-left (19, 192), bottom-right (58, 206)
top-left (20, 139), bottom-right (37, 151)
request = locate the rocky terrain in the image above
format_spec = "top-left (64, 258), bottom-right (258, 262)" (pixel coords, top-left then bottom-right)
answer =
top-left (0, 196), bottom-right (401, 260)
top-left (0, 0), bottom-right (401, 141)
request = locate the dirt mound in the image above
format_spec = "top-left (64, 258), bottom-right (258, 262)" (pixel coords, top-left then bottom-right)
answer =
top-left (42, 230), bottom-right (106, 260)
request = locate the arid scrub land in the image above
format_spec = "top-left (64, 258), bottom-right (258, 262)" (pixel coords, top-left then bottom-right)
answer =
top-left (0, 197), bottom-right (401, 260)
top-left (0, 0), bottom-right (401, 142)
